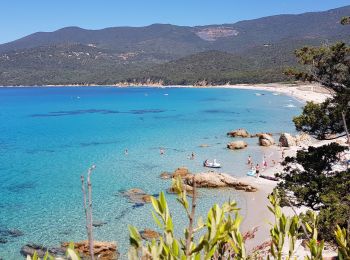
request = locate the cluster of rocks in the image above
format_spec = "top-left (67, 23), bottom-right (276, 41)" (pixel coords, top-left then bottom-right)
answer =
top-left (161, 167), bottom-right (257, 192)
top-left (21, 241), bottom-right (118, 259)
top-left (227, 128), bottom-right (312, 149)
top-left (227, 129), bottom-right (275, 149)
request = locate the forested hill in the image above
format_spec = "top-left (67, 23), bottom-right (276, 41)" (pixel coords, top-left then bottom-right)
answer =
top-left (0, 5), bottom-right (349, 86)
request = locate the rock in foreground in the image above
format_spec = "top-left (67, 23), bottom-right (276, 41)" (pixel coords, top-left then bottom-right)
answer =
top-left (20, 244), bottom-right (65, 258)
top-left (62, 241), bottom-right (118, 260)
top-left (227, 141), bottom-right (248, 150)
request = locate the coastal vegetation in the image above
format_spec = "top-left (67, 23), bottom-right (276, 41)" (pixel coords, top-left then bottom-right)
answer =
top-left (276, 17), bottom-right (350, 247)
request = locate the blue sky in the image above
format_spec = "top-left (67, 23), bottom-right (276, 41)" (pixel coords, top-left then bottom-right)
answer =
top-left (1, 0), bottom-right (349, 44)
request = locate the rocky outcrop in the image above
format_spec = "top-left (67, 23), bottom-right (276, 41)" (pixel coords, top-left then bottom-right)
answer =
top-left (61, 241), bottom-right (118, 260)
top-left (279, 133), bottom-right (296, 147)
top-left (140, 229), bottom-right (160, 241)
top-left (227, 129), bottom-right (250, 138)
top-left (259, 134), bottom-right (275, 146)
top-left (183, 172), bottom-right (257, 192)
top-left (227, 141), bottom-right (248, 150)
top-left (295, 133), bottom-right (312, 146)
top-left (172, 167), bottom-right (191, 178)
top-left (121, 188), bottom-right (153, 204)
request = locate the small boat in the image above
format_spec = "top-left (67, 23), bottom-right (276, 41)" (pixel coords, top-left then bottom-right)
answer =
top-left (203, 159), bottom-right (221, 168)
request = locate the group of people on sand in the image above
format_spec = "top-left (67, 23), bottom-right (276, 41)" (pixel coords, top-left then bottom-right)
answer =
top-left (247, 154), bottom-right (273, 178)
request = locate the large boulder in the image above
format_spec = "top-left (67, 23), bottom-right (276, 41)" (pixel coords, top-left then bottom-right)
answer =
top-left (259, 134), bottom-right (275, 146)
top-left (279, 133), bottom-right (296, 147)
top-left (295, 133), bottom-right (312, 146)
top-left (61, 241), bottom-right (118, 260)
top-left (227, 129), bottom-right (250, 138)
top-left (183, 172), bottom-right (257, 192)
top-left (227, 141), bottom-right (248, 150)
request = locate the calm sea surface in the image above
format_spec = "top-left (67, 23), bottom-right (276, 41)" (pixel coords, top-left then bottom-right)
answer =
top-left (0, 87), bottom-right (301, 259)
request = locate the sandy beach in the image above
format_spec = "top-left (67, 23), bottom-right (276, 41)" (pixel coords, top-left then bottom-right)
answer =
top-left (226, 84), bottom-right (337, 255)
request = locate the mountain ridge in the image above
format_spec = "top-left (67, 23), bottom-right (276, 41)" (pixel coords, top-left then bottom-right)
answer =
top-left (0, 5), bottom-right (349, 86)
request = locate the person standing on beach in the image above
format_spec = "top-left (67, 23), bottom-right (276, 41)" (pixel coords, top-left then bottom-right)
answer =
top-left (262, 156), bottom-right (268, 170)
top-left (281, 149), bottom-right (285, 160)
top-left (255, 163), bottom-right (260, 178)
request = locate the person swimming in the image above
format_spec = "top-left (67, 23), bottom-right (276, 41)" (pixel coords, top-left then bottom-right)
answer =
top-left (190, 152), bottom-right (195, 160)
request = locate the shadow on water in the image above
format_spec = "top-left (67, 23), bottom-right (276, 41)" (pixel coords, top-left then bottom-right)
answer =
top-left (26, 149), bottom-right (55, 154)
top-left (202, 109), bottom-right (240, 115)
top-left (6, 182), bottom-right (36, 193)
top-left (29, 109), bottom-right (167, 117)
top-left (200, 97), bottom-right (230, 102)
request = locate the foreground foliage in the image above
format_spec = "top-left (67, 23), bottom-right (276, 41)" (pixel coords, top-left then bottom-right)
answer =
top-left (127, 177), bottom-right (349, 259)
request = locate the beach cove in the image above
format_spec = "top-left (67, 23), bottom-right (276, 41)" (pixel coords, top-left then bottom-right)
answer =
top-left (0, 85), bottom-right (325, 259)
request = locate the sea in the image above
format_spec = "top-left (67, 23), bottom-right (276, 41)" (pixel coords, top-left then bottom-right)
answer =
top-left (0, 87), bottom-right (301, 259)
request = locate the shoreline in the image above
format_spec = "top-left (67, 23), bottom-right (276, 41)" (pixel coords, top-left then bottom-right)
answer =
top-left (238, 135), bottom-right (347, 256)
top-left (0, 82), bottom-right (332, 104)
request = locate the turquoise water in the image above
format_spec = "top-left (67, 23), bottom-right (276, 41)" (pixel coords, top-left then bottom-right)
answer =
top-left (0, 87), bottom-right (301, 259)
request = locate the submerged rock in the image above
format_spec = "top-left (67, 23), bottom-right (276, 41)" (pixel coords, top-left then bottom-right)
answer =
top-left (140, 229), bottom-right (160, 241)
top-left (259, 134), bottom-right (275, 146)
top-left (61, 241), bottom-right (118, 260)
top-left (0, 238), bottom-right (7, 244)
top-left (121, 188), bottom-right (154, 204)
top-left (159, 172), bottom-right (172, 179)
top-left (227, 129), bottom-right (250, 138)
top-left (92, 221), bottom-right (107, 227)
top-left (0, 228), bottom-right (24, 237)
top-left (279, 133), bottom-right (296, 147)
top-left (227, 141), bottom-right (248, 150)
top-left (20, 244), bottom-right (65, 258)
